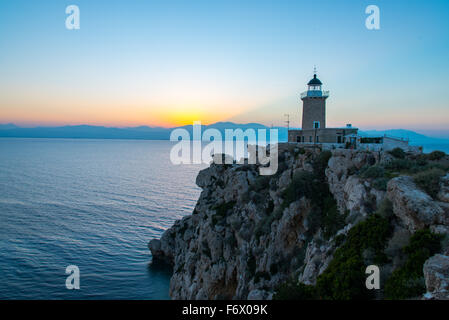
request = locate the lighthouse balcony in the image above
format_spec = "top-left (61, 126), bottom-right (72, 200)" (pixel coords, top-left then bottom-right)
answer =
top-left (301, 90), bottom-right (329, 99)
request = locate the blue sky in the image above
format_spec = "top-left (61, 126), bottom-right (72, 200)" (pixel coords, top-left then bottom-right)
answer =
top-left (0, 0), bottom-right (448, 131)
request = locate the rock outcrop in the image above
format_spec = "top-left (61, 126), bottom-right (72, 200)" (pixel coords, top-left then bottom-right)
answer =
top-left (423, 254), bottom-right (449, 299)
top-left (439, 174), bottom-right (449, 203)
top-left (387, 176), bottom-right (446, 232)
top-left (149, 146), bottom-right (449, 299)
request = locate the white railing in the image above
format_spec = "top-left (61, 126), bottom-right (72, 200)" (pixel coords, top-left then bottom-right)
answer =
top-left (300, 90), bottom-right (329, 99)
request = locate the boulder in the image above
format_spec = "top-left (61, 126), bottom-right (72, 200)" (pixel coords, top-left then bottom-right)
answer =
top-left (387, 176), bottom-right (445, 232)
top-left (438, 174), bottom-right (449, 203)
top-left (423, 254), bottom-right (449, 299)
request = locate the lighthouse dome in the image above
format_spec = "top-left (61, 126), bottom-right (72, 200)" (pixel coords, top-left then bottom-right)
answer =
top-left (307, 74), bottom-right (322, 86)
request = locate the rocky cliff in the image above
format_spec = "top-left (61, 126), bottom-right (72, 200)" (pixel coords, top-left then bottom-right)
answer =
top-left (149, 145), bottom-right (449, 300)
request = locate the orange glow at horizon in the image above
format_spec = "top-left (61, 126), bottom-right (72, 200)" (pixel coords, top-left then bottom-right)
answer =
top-left (0, 101), bottom-right (237, 128)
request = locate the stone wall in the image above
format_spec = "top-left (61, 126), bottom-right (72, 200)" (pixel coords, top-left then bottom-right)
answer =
top-left (288, 128), bottom-right (358, 143)
top-left (301, 96), bottom-right (326, 130)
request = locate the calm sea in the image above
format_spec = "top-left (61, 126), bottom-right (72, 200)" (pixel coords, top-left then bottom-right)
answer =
top-left (0, 138), bottom-right (205, 299)
top-left (1, 138), bottom-right (447, 300)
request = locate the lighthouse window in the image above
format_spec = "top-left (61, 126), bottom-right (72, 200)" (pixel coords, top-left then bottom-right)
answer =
top-left (313, 121), bottom-right (320, 129)
top-left (316, 136), bottom-right (319, 143)
top-left (309, 136), bottom-right (312, 142)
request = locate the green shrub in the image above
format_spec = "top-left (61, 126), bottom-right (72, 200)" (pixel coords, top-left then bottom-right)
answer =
top-left (254, 207), bottom-right (284, 239)
top-left (274, 201), bottom-right (393, 299)
top-left (275, 214), bottom-right (390, 300)
top-left (413, 168), bottom-right (445, 198)
top-left (213, 200), bottom-right (235, 217)
top-left (427, 150), bottom-right (446, 161)
top-left (212, 200), bottom-right (236, 225)
top-left (376, 199), bottom-right (394, 219)
top-left (389, 148), bottom-right (406, 159)
top-left (315, 214), bottom-right (391, 300)
top-left (314, 150), bottom-right (332, 178)
top-left (385, 159), bottom-right (413, 171)
top-left (384, 229), bottom-right (441, 299)
top-left (321, 197), bottom-right (346, 239)
top-left (281, 170), bottom-right (316, 208)
top-left (251, 175), bottom-right (271, 192)
top-left (372, 177), bottom-right (389, 191)
top-left (274, 282), bottom-right (317, 300)
top-left (360, 165), bottom-right (385, 179)
top-left (441, 234), bottom-right (449, 252)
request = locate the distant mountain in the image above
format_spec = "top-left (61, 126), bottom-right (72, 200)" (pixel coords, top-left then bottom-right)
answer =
top-left (0, 123), bottom-right (18, 130)
top-left (0, 122), bottom-right (288, 141)
top-left (0, 124), bottom-right (170, 140)
top-left (1, 123), bottom-right (446, 147)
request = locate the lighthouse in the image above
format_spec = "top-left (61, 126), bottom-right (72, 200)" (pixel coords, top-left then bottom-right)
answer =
top-left (288, 70), bottom-right (358, 145)
top-left (301, 73), bottom-right (329, 130)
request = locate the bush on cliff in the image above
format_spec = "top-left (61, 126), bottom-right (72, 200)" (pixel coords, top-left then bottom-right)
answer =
top-left (212, 200), bottom-right (235, 226)
top-left (389, 148), bottom-right (406, 159)
top-left (274, 213), bottom-right (392, 300)
top-left (281, 169), bottom-right (343, 240)
top-left (250, 175), bottom-right (271, 192)
top-left (427, 150), bottom-right (446, 161)
top-left (315, 213), bottom-right (391, 300)
top-left (281, 170), bottom-right (316, 207)
top-left (274, 282), bottom-right (317, 300)
top-left (360, 165), bottom-right (385, 179)
top-left (314, 150), bottom-right (332, 178)
top-left (413, 168), bottom-right (445, 199)
top-left (384, 229), bottom-right (441, 299)
top-left (385, 159), bottom-right (414, 172)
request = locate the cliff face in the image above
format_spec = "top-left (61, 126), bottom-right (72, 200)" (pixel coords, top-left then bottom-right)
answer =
top-left (149, 145), bottom-right (449, 300)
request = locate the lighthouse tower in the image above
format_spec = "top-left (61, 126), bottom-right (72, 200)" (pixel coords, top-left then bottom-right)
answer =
top-left (288, 69), bottom-right (358, 144)
top-left (300, 72), bottom-right (329, 130)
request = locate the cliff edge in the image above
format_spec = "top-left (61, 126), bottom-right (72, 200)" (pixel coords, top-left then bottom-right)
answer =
top-left (149, 145), bottom-right (449, 300)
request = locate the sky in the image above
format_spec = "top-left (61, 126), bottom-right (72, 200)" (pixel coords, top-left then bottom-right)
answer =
top-left (0, 0), bottom-right (448, 131)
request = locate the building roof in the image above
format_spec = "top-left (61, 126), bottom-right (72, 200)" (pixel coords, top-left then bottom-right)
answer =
top-left (307, 74), bottom-right (322, 86)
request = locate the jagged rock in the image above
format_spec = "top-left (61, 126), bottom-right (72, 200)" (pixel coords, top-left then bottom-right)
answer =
top-left (247, 289), bottom-right (271, 300)
top-left (278, 169), bottom-right (292, 189)
top-left (423, 254), bottom-right (449, 299)
top-left (326, 149), bottom-right (377, 214)
top-left (148, 239), bottom-right (162, 256)
top-left (430, 225), bottom-right (449, 235)
top-left (387, 176), bottom-right (446, 232)
top-left (148, 147), bottom-right (448, 300)
top-left (438, 174), bottom-right (449, 203)
top-left (299, 240), bottom-right (333, 285)
top-left (343, 176), bottom-right (368, 215)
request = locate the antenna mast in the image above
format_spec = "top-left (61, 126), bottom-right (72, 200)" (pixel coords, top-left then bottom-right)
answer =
top-left (284, 114), bottom-right (290, 131)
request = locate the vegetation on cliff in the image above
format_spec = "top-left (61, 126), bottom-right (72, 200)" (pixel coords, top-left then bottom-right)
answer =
top-left (149, 146), bottom-right (449, 300)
